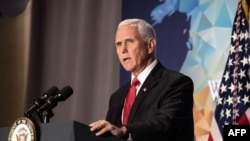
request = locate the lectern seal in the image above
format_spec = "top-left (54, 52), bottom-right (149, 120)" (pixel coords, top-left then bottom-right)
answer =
top-left (8, 117), bottom-right (37, 141)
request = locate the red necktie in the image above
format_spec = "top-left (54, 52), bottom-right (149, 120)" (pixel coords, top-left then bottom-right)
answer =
top-left (123, 78), bottom-right (140, 125)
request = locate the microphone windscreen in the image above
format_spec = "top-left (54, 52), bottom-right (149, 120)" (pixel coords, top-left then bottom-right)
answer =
top-left (56, 86), bottom-right (73, 101)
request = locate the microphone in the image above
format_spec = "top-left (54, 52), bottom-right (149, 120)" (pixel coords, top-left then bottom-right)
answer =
top-left (37, 85), bottom-right (73, 113)
top-left (25, 86), bottom-right (59, 115)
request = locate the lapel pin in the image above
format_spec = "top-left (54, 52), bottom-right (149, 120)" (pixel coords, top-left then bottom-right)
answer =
top-left (143, 88), bottom-right (147, 92)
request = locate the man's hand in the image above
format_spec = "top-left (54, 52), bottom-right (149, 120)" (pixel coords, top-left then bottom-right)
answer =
top-left (89, 120), bottom-right (128, 138)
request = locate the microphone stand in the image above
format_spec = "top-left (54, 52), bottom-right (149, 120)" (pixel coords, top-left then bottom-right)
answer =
top-left (43, 109), bottom-right (54, 123)
top-left (37, 109), bottom-right (54, 123)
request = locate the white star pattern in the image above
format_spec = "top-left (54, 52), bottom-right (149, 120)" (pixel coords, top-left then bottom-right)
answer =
top-left (236, 95), bottom-right (241, 105)
top-left (242, 95), bottom-right (249, 105)
top-left (226, 95), bottom-right (233, 106)
top-left (223, 71), bottom-right (230, 81)
top-left (220, 109), bottom-right (225, 119)
top-left (248, 55), bottom-right (250, 64)
top-left (228, 83), bottom-right (235, 93)
top-left (240, 32), bottom-right (245, 41)
top-left (231, 31), bottom-right (238, 42)
top-left (238, 69), bottom-right (246, 79)
top-left (245, 81), bottom-right (250, 91)
top-left (225, 108), bottom-right (231, 119)
top-left (230, 45), bottom-right (236, 54)
top-left (240, 56), bottom-right (248, 66)
top-left (228, 58), bottom-right (233, 66)
top-left (217, 96), bottom-right (223, 105)
top-left (220, 84), bottom-right (227, 93)
top-left (237, 82), bottom-right (243, 92)
top-left (238, 44), bottom-right (243, 52)
top-left (244, 30), bottom-right (249, 40)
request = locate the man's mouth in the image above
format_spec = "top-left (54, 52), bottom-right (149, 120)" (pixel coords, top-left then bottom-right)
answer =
top-left (123, 57), bottom-right (130, 62)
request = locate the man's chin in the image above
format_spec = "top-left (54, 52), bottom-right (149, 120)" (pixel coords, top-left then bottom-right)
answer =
top-left (122, 66), bottom-right (134, 73)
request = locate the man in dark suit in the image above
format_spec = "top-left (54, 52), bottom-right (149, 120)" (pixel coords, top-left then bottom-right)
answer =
top-left (89, 18), bottom-right (194, 141)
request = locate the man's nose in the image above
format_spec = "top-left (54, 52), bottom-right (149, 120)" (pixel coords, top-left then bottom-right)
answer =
top-left (121, 44), bottom-right (128, 53)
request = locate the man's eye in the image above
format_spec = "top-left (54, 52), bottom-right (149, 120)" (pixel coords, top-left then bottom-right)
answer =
top-left (127, 39), bottom-right (133, 43)
top-left (116, 42), bottom-right (122, 47)
top-left (126, 39), bottom-right (134, 45)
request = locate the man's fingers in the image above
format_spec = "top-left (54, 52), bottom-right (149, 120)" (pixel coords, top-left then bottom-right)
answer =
top-left (95, 126), bottom-right (110, 136)
top-left (89, 120), bottom-right (110, 134)
top-left (89, 120), bottom-right (125, 137)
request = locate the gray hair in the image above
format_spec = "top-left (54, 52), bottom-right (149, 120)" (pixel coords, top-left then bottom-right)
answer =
top-left (118, 19), bottom-right (157, 42)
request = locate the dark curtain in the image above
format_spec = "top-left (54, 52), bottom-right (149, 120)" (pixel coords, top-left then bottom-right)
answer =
top-left (0, 0), bottom-right (121, 127)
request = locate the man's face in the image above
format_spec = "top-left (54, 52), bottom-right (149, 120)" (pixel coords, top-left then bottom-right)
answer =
top-left (115, 25), bottom-right (153, 76)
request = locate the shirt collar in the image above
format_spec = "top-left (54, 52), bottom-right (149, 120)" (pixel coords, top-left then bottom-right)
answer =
top-left (131, 59), bottom-right (158, 85)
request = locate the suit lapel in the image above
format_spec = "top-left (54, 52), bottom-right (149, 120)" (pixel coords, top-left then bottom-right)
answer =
top-left (127, 62), bottom-right (164, 123)
top-left (114, 83), bottom-right (130, 126)
top-left (120, 83), bottom-right (130, 105)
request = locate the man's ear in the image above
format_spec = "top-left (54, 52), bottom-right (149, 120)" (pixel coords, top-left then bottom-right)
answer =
top-left (147, 38), bottom-right (156, 54)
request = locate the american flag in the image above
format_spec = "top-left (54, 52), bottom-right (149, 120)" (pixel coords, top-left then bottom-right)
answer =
top-left (208, 0), bottom-right (250, 140)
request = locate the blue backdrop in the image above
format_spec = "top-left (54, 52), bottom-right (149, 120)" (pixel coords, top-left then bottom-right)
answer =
top-left (120, 0), bottom-right (190, 85)
top-left (120, 0), bottom-right (238, 140)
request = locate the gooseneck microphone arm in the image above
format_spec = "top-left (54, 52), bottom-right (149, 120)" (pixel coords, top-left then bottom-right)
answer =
top-left (37, 86), bottom-right (74, 123)
top-left (24, 86), bottom-right (59, 117)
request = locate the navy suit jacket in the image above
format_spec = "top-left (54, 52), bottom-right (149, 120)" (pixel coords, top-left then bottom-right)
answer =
top-left (106, 62), bottom-right (194, 141)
